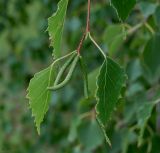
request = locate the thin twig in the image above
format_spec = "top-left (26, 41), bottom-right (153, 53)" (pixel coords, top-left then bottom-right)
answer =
top-left (88, 33), bottom-right (106, 59)
top-left (77, 0), bottom-right (91, 54)
top-left (86, 0), bottom-right (91, 33)
top-left (144, 22), bottom-right (155, 35)
top-left (127, 22), bottom-right (144, 35)
top-left (77, 32), bottom-right (86, 54)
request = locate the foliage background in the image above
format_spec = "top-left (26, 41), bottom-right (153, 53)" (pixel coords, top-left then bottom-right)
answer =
top-left (0, 0), bottom-right (160, 153)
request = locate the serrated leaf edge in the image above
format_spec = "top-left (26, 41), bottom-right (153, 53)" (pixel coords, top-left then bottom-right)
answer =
top-left (26, 63), bottom-right (55, 134)
top-left (95, 57), bottom-right (126, 146)
top-left (95, 60), bottom-right (111, 146)
top-left (47, 0), bottom-right (69, 56)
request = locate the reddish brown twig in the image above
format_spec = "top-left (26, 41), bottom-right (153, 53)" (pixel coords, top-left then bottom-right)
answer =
top-left (86, 0), bottom-right (91, 33)
top-left (77, 0), bottom-right (91, 54)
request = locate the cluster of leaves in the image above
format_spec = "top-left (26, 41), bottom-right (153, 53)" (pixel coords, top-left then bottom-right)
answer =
top-left (0, 0), bottom-right (160, 152)
top-left (27, 0), bottom-right (160, 150)
top-left (27, 0), bottom-right (128, 145)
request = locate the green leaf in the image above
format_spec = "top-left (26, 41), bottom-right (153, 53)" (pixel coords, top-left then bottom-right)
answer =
top-left (88, 67), bottom-right (100, 96)
top-left (139, 1), bottom-right (158, 19)
top-left (103, 24), bottom-right (124, 56)
top-left (27, 64), bottom-right (56, 134)
top-left (68, 117), bottom-right (81, 143)
top-left (121, 129), bottom-right (137, 153)
top-left (79, 56), bottom-right (89, 99)
top-left (48, 0), bottom-right (69, 58)
top-left (154, 6), bottom-right (160, 29)
top-left (137, 93), bottom-right (160, 146)
top-left (77, 119), bottom-right (104, 151)
top-left (143, 34), bottom-right (160, 76)
top-left (96, 57), bottom-right (126, 125)
top-left (96, 57), bottom-right (126, 145)
top-left (27, 52), bottom-right (76, 134)
top-left (137, 102), bottom-right (155, 147)
top-left (110, 0), bottom-right (136, 21)
top-left (126, 59), bottom-right (143, 82)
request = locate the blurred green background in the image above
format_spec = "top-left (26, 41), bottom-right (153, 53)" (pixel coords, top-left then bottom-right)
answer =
top-left (0, 0), bottom-right (160, 153)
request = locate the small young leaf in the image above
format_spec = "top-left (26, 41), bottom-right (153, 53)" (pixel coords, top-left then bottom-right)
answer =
top-left (48, 0), bottom-right (69, 58)
top-left (96, 57), bottom-right (126, 145)
top-left (110, 0), bottom-right (136, 21)
top-left (27, 64), bottom-right (56, 134)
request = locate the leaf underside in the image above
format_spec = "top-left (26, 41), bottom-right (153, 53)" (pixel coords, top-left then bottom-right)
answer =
top-left (48, 0), bottom-right (69, 58)
top-left (96, 57), bottom-right (126, 145)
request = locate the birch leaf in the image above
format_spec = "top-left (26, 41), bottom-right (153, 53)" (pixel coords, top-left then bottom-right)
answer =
top-left (137, 94), bottom-right (160, 146)
top-left (110, 0), bottom-right (136, 21)
top-left (96, 57), bottom-right (126, 145)
top-left (48, 0), bottom-right (69, 58)
top-left (27, 64), bottom-right (56, 134)
top-left (143, 34), bottom-right (160, 76)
